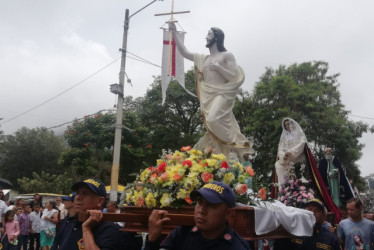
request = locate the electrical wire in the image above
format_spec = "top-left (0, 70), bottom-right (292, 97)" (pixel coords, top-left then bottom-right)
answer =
top-left (0, 57), bottom-right (121, 126)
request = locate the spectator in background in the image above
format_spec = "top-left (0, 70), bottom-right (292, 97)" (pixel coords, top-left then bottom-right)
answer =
top-left (106, 201), bottom-right (124, 228)
top-left (337, 198), bottom-right (374, 250)
top-left (55, 197), bottom-right (66, 220)
top-left (40, 201), bottom-right (58, 250)
top-left (17, 203), bottom-right (31, 250)
top-left (14, 208), bottom-right (22, 221)
top-left (0, 189), bottom-right (8, 237)
top-left (29, 203), bottom-right (43, 250)
top-left (1, 210), bottom-right (19, 250)
top-left (30, 194), bottom-right (43, 212)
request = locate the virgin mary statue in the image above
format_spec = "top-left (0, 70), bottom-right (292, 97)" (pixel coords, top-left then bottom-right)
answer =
top-left (275, 118), bottom-right (308, 187)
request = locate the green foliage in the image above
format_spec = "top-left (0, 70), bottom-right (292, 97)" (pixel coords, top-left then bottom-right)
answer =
top-left (0, 127), bottom-right (66, 188)
top-left (236, 61), bottom-right (368, 189)
top-left (17, 171), bottom-right (75, 194)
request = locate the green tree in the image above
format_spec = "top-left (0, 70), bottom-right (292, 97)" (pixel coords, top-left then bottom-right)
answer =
top-left (237, 61), bottom-right (368, 189)
top-left (0, 127), bottom-right (66, 188)
top-left (17, 171), bottom-right (75, 194)
top-left (136, 70), bottom-right (204, 157)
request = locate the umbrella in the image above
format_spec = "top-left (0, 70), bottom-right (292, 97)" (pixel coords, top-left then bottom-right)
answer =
top-left (0, 178), bottom-right (13, 189)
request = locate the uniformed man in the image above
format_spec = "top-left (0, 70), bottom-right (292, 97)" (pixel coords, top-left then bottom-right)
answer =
top-left (274, 199), bottom-right (341, 250)
top-left (145, 181), bottom-right (251, 250)
top-left (52, 179), bottom-right (121, 250)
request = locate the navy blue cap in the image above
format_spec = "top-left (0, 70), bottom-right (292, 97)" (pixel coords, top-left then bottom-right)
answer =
top-left (62, 192), bottom-right (76, 202)
top-left (305, 198), bottom-right (325, 211)
top-left (71, 179), bottom-right (106, 197)
top-left (190, 181), bottom-right (236, 207)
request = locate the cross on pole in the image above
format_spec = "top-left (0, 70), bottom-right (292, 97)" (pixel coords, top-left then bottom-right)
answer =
top-left (155, 0), bottom-right (189, 76)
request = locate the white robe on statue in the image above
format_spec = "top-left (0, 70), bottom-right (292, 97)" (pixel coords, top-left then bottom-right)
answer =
top-left (193, 53), bottom-right (253, 157)
top-left (275, 118), bottom-right (307, 187)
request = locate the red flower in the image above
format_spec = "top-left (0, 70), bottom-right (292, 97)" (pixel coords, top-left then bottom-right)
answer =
top-left (185, 197), bottom-right (192, 205)
top-left (148, 166), bottom-right (156, 172)
top-left (157, 162), bottom-right (166, 173)
top-left (235, 184), bottom-right (248, 194)
top-left (146, 144), bottom-right (152, 148)
top-left (220, 161), bottom-right (229, 169)
top-left (94, 115), bottom-right (100, 118)
top-left (182, 160), bottom-right (192, 168)
top-left (84, 143), bottom-right (89, 147)
top-left (128, 144), bottom-right (133, 148)
top-left (201, 172), bottom-right (214, 183)
top-left (180, 146), bottom-right (192, 152)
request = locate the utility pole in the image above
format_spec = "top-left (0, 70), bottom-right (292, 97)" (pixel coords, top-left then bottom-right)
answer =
top-left (110, 9), bottom-right (129, 202)
top-left (110, 1), bottom-right (160, 202)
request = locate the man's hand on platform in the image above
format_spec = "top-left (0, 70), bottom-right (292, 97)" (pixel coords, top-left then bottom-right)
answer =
top-left (148, 210), bottom-right (170, 242)
top-left (82, 210), bottom-right (103, 231)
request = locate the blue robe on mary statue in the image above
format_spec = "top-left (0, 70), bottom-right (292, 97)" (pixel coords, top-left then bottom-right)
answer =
top-left (318, 157), bottom-right (354, 206)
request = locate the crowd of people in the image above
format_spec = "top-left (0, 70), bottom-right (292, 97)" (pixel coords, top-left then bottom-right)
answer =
top-left (0, 178), bottom-right (372, 250)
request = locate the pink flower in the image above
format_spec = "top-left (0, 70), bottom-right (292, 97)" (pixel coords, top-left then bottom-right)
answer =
top-left (300, 186), bottom-right (306, 191)
top-left (235, 184), bottom-right (248, 194)
top-left (160, 172), bottom-right (169, 182)
top-left (149, 173), bottom-right (158, 184)
top-left (201, 172), bottom-right (214, 183)
top-left (165, 154), bottom-right (173, 161)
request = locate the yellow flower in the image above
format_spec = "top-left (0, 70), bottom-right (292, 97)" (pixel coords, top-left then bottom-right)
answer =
top-left (160, 193), bottom-right (172, 208)
top-left (140, 169), bottom-right (151, 182)
top-left (156, 159), bottom-right (164, 166)
top-left (189, 149), bottom-right (203, 156)
top-left (206, 159), bottom-right (217, 167)
top-left (125, 192), bottom-right (133, 204)
top-left (145, 193), bottom-right (157, 208)
top-left (177, 189), bottom-right (188, 199)
top-left (211, 153), bottom-right (226, 161)
top-left (223, 172), bottom-right (235, 185)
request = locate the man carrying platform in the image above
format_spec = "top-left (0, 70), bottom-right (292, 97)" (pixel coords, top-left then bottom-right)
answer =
top-left (145, 181), bottom-right (251, 250)
top-left (52, 179), bottom-right (122, 250)
top-left (274, 199), bottom-right (340, 250)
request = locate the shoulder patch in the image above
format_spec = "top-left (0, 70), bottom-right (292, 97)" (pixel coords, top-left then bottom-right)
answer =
top-left (77, 238), bottom-right (84, 250)
top-left (316, 242), bottom-right (331, 249)
top-left (290, 238), bottom-right (303, 244)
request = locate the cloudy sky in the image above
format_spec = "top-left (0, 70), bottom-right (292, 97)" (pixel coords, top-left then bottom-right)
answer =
top-left (1, 0), bottom-right (373, 177)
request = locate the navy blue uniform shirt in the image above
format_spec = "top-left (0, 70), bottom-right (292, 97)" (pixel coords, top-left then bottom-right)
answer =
top-left (146, 224), bottom-right (251, 250)
top-left (52, 215), bottom-right (122, 250)
top-left (274, 224), bottom-right (341, 250)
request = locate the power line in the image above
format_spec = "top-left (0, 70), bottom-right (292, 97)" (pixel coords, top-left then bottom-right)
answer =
top-left (349, 114), bottom-right (374, 121)
top-left (0, 57), bottom-right (122, 126)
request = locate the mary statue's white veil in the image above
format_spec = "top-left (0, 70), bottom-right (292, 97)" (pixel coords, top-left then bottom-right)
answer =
top-left (277, 117), bottom-right (308, 163)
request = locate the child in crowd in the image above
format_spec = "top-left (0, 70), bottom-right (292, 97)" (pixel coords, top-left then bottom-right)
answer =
top-left (14, 208), bottom-right (22, 221)
top-left (17, 204), bottom-right (31, 250)
top-left (1, 210), bottom-right (20, 250)
top-left (29, 204), bottom-right (42, 250)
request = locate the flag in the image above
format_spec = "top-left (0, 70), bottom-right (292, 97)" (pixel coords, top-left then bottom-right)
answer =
top-left (161, 28), bottom-right (195, 104)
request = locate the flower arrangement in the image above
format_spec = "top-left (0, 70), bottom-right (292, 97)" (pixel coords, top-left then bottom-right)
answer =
top-left (277, 175), bottom-right (315, 208)
top-left (121, 146), bottom-right (267, 208)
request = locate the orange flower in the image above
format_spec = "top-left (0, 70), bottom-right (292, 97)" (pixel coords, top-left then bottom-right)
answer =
top-left (185, 197), bottom-right (192, 205)
top-left (201, 172), bottom-right (214, 183)
top-left (180, 146), bottom-right (192, 152)
top-left (246, 166), bottom-right (255, 177)
top-left (173, 173), bottom-right (184, 181)
top-left (258, 188), bottom-right (267, 200)
top-left (235, 184), bottom-right (248, 194)
top-left (137, 197), bottom-right (144, 207)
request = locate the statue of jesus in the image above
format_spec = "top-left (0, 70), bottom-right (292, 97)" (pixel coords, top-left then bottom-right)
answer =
top-left (169, 23), bottom-right (253, 157)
